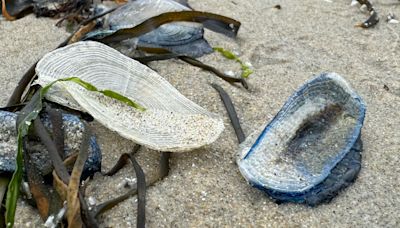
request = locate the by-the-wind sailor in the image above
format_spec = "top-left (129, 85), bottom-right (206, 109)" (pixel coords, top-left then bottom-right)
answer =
top-left (86, 0), bottom-right (213, 57)
top-left (0, 110), bottom-right (101, 180)
top-left (34, 41), bottom-right (224, 152)
top-left (237, 73), bottom-right (366, 205)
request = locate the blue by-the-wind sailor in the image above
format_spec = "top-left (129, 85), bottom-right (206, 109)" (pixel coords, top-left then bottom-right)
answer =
top-left (85, 0), bottom-right (213, 57)
top-left (237, 73), bottom-right (366, 205)
top-left (0, 110), bottom-right (101, 180)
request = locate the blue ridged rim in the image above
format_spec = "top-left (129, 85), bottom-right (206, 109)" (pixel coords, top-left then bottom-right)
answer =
top-left (241, 73), bottom-right (366, 194)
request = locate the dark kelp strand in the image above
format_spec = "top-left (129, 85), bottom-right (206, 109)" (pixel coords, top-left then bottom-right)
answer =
top-left (211, 84), bottom-right (246, 143)
top-left (96, 11), bottom-right (240, 43)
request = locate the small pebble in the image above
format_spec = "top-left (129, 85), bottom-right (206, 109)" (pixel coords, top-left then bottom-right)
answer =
top-left (224, 70), bottom-right (236, 77)
top-left (88, 196), bottom-right (97, 206)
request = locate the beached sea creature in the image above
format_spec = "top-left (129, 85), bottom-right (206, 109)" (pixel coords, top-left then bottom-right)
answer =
top-left (34, 41), bottom-right (224, 152)
top-left (86, 0), bottom-right (213, 57)
top-left (237, 73), bottom-right (366, 204)
top-left (0, 110), bottom-right (101, 179)
top-left (1, 0), bottom-right (92, 24)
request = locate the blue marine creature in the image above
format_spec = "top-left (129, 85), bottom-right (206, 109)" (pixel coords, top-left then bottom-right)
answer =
top-left (86, 0), bottom-right (213, 57)
top-left (237, 73), bottom-right (366, 205)
top-left (0, 110), bottom-right (101, 180)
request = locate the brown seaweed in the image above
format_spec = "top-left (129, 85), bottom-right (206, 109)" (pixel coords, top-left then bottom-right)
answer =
top-left (96, 11), bottom-right (240, 43)
top-left (211, 84), bottom-right (245, 143)
top-left (133, 51), bottom-right (248, 89)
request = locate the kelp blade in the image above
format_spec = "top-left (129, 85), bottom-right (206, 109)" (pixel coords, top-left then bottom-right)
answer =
top-left (95, 11), bottom-right (240, 43)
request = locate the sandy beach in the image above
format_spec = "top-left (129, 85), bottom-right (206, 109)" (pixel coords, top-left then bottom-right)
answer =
top-left (1, 0), bottom-right (400, 227)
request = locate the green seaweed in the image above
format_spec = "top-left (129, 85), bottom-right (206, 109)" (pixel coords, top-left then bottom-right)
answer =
top-left (5, 77), bottom-right (145, 227)
top-left (213, 47), bottom-right (253, 78)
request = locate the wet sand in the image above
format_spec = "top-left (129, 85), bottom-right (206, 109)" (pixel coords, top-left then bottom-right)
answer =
top-left (1, 0), bottom-right (400, 227)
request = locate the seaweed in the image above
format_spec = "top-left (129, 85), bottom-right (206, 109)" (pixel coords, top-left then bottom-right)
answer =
top-left (211, 84), bottom-right (245, 143)
top-left (213, 47), bottom-right (254, 79)
top-left (91, 149), bottom-right (171, 228)
top-left (95, 11), bottom-right (241, 43)
top-left (133, 50), bottom-right (248, 88)
top-left (2, 2), bottom-right (245, 226)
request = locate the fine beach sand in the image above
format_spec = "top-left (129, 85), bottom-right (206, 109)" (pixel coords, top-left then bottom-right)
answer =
top-left (1, 0), bottom-right (400, 227)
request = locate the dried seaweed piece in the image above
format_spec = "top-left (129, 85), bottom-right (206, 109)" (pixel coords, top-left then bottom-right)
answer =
top-left (92, 145), bottom-right (147, 227)
top-left (36, 116), bottom-right (98, 227)
top-left (354, 0), bottom-right (379, 28)
top-left (211, 84), bottom-right (245, 143)
top-left (92, 149), bottom-right (171, 225)
top-left (127, 152), bottom-right (146, 228)
top-left (133, 51), bottom-right (248, 88)
top-left (66, 125), bottom-right (90, 227)
top-left (23, 140), bottom-right (63, 221)
top-left (179, 56), bottom-right (248, 88)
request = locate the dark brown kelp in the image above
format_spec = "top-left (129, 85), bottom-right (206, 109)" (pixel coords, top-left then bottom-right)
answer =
top-left (23, 146), bottom-right (63, 220)
top-left (211, 84), bottom-right (245, 143)
top-left (92, 145), bottom-right (147, 228)
top-left (134, 52), bottom-right (247, 88)
top-left (95, 11), bottom-right (240, 43)
top-left (92, 150), bottom-right (171, 228)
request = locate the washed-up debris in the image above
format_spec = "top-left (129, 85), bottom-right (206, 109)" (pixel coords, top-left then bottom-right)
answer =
top-left (86, 0), bottom-right (240, 57)
top-left (236, 73), bottom-right (365, 205)
top-left (1, 0), bottom-right (92, 24)
top-left (35, 41), bottom-right (224, 152)
top-left (211, 84), bottom-right (245, 143)
top-left (353, 0), bottom-right (379, 28)
top-left (273, 4), bottom-right (281, 10)
top-left (3, 3), bottom-right (240, 226)
top-left (387, 13), bottom-right (399, 24)
top-left (91, 145), bottom-right (148, 228)
top-left (87, 0), bottom-right (212, 57)
top-left (213, 47), bottom-right (254, 78)
top-left (4, 74), bottom-right (144, 227)
top-left (384, 84), bottom-right (390, 91)
top-left (135, 53), bottom-right (248, 88)
top-left (0, 110), bottom-right (101, 178)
